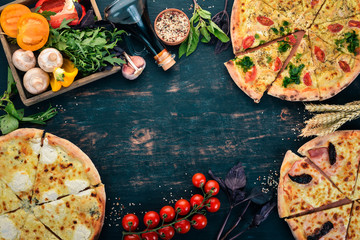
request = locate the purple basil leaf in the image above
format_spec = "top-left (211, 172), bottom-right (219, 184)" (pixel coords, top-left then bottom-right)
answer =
top-left (250, 201), bottom-right (276, 228)
top-left (249, 186), bottom-right (273, 205)
top-left (230, 189), bottom-right (246, 204)
top-left (208, 169), bottom-right (227, 191)
top-left (224, 162), bottom-right (246, 191)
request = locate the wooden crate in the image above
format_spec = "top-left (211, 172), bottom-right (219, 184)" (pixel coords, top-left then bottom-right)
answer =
top-left (0, 0), bottom-right (121, 106)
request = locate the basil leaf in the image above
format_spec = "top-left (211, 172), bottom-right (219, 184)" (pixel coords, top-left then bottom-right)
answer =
top-left (1, 115), bottom-right (19, 135)
top-left (210, 21), bottom-right (230, 43)
top-left (198, 9), bottom-right (211, 20)
top-left (200, 22), bottom-right (211, 43)
top-left (190, 12), bottom-right (200, 23)
top-left (186, 26), bottom-right (200, 56)
top-left (179, 37), bottom-right (188, 58)
top-left (5, 103), bottom-right (21, 120)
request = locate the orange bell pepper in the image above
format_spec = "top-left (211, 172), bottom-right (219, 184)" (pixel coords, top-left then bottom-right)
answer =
top-left (16, 13), bottom-right (49, 51)
top-left (0, 4), bottom-right (31, 38)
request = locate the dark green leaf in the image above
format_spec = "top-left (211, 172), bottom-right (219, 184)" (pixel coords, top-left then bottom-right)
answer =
top-left (200, 22), bottom-right (211, 43)
top-left (17, 109), bottom-right (24, 119)
top-left (210, 21), bottom-right (230, 43)
top-left (1, 115), bottom-right (19, 135)
top-left (102, 56), bottom-right (126, 65)
top-left (179, 38), bottom-right (188, 58)
top-left (198, 9), bottom-right (212, 20)
top-left (7, 68), bottom-right (16, 95)
top-left (235, 56), bottom-right (254, 73)
top-left (39, 10), bottom-right (56, 21)
top-left (5, 103), bottom-right (21, 120)
top-left (186, 26), bottom-right (200, 56)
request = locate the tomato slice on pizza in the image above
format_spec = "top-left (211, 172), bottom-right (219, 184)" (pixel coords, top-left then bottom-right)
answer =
top-left (314, 0), bottom-right (360, 25)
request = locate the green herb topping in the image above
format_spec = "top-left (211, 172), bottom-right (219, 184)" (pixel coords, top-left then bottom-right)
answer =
top-left (271, 28), bottom-right (279, 34)
top-left (266, 56), bottom-right (272, 63)
top-left (335, 30), bottom-right (359, 56)
top-left (282, 63), bottom-right (305, 88)
top-left (278, 40), bottom-right (291, 53)
top-left (283, 21), bottom-right (289, 26)
top-left (235, 56), bottom-right (255, 73)
top-left (255, 34), bottom-right (260, 39)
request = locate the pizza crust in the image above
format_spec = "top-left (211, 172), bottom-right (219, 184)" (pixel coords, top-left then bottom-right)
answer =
top-left (267, 84), bottom-right (320, 101)
top-left (91, 185), bottom-right (106, 240)
top-left (230, 0), bottom-right (242, 55)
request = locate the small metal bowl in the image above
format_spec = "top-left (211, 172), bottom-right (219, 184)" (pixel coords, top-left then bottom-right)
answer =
top-left (154, 8), bottom-right (190, 46)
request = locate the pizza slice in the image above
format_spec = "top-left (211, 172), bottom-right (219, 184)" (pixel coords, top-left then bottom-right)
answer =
top-left (349, 131), bottom-right (360, 200)
top-left (225, 36), bottom-right (294, 103)
top-left (259, 0), bottom-right (303, 24)
top-left (347, 201), bottom-right (360, 239)
top-left (311, 16), bottom-right (360, 58)
top-left (298, 131), bottom-right (360, 200)
top-left (33, 186), bottom-right (105, 240)
top-left (32, 132), bottom-right (102, 204)
top-left (0, 209), bottom-right (29, 240)
top-left (0, 180), bottom-right (22, 215)
top-left (268, 35), bottom-right (320, 101)
top-left (0, 129), bottom-right (43, 201)
top-left (278, 150), bottom-right (347, 218)
top-left (286, 203), bottom-right (352, 240)
top-left (20, 214), bottom-right (58, 240)
top-left (314, 0), bottom-right (360, 25)
top-left (231, 0), bottom-right (295, 54)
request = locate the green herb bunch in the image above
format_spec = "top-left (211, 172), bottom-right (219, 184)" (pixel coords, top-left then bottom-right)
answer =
top-left (0, 69), bottom-right (57, 135)
top-left (235, 56), bottom-right (254, 73)
top-left (282, 63), bottom-right (305, 88)
top-left (335, 30), bottom-right (360, 56)
top-left (179, 0), bottom-right (230, 58)
top-left (45, 19), bottom-right (126, 76)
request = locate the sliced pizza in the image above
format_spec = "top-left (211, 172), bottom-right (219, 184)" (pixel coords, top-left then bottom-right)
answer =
top-left (298, 131), bottom-right (360, 200)
top-left (225, 36), bottom-right (294, 103)
top-left (259, 0), bottom-right (303, 24)
top-left (314, 0), bottom-right (360, 25)
top-left (231, 0), bottom-right (295, 54)
top-left (33, 186), bottom-right (105, 240)
top-left (0, 209), bottom-right (29, 240)
top-left (278, 150), bottom-right (346, 218)
top-left (268, 35), bottom-right (320, 101)
top-left (349, 131), bottom-right (360, 200)
top-left (286, 203), bottom-right (352, 240)
top-left (0, 128), bottom-right (43, 201)
top-left (20, 214), bottom-right (58, 240)
top-left (295, 0), bottom-right (327, 28)
top-left (32, 132), bottom-right (102, 204)
top-left (347, 201), bottom-right (360, 239)
top-left (0, 180), bottom-right (22, 215)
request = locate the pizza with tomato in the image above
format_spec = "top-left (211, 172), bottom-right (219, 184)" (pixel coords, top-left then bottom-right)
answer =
top-left (227, 0), bottom-right (360, 103)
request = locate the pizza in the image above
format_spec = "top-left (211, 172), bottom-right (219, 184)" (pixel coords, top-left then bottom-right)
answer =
top-left (0, 128), bottom-right (105, 240)
top-left (227, 0), bottom-right (360, 103)
top-left (278, 130), bottom-right (360, 239)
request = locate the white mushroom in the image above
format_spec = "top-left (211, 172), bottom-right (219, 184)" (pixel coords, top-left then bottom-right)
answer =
top-left (38, 48), bottom-right (63, 73)
top-left (23, 68), bottom-right (50, 95)
top-left (12, 49), bottom-right (36, 72)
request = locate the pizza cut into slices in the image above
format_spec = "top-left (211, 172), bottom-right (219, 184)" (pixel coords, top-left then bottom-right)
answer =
top-left (231, 0), bottom-right (295, 54)
top-left (0, 180), bottom-right (22, 215)
top-left (298, 131), bottom-right (360, 200)
top-left (347, 201), bottom-right (360, 239)
top-left (259, 0), bottom-right (303, 24)
top-left (0, 209), bottom-right (29, 240)
top-left (277, 150), bottom-right (347, 218)
top-left (286, 203), bottom-right (352, 240)
top-left (32, 132), bottom-right (102, 204)
top-left (19, 214), bottom-right (58, 240)
top-left (0, 129), bottom-right (43, 201)
top-left (268, 35), bottom-right (320, 101)
top-left (314, 0), bottom-right (360, 25)
top-left (295, 0), bottom-right (327, 28)
top-left (225, 36), bottom-right (294, 103)
top-left (348, 131), bottom-right (360, 200)
top-left (33, 185), bottom-right (105, 240)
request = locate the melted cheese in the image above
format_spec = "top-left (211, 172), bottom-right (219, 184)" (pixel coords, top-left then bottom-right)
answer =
top-left (41, 190), bottom-right (59, 203)
top-left (30, 137), bottom-right (42, 155)
top-left (8, 171), bottom-right (32, 193)
top-left (73, 225), bottom-right (91, 240)
top-left (0, 215), bottom-right (20, 240)
top-left (40, 139), bottom-right (58, 164)
top-left (65, 180), bottom-right (89, 195)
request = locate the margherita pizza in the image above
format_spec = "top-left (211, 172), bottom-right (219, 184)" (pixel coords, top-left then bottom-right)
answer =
top-left (0, 129), bottom-right (105, 240)
top-left (227, 0), bottom-right (360, 103)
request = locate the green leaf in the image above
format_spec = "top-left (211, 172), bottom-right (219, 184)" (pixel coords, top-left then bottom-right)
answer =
top-left (210, 21), bottom-right (230, 43)
top-left (200, 22), bottom-right (211, 43)
top-left (5, 103), bottom-right (21, 120)
top-left (17, 109), bottom-right (24, 119)
top-left (190, 12), bottom-right (200, 23)
top-left (39, 10), bottom-right (56, 21)
top-left (186, 26), bottom-right (200, 56)
top-left (7, 68), bottom-right (16, 94)
top-left (58, 18), bottom-right (73, 29)
top-left (102, 56), bottom-right (126, 65)
top-left (179, 38), bottom-right (188, 58)
top-left (1, 115), bottom-right (19, 135)
top-left (198, 9), bottom-right (212, 20)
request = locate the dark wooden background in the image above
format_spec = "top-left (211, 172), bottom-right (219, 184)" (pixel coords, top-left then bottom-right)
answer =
top-left (1, 0), bottom-right (360, 239)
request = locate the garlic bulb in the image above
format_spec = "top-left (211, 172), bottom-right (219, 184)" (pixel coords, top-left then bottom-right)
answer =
top-left (23, 68), bottom-right (50, 95)
top-left (38, 48), bottom-right (63, 73)
top-left (12, 49), bottom-right (36, 72)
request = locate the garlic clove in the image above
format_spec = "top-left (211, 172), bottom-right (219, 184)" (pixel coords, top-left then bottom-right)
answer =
top-left (122, 55), bottom-right (146, 80)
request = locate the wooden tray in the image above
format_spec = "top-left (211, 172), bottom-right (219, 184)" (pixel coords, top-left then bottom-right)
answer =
top-left (0, 0), bottom-right (121, 106)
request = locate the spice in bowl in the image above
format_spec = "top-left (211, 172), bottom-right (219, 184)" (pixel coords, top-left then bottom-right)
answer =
top-left (154, 9), bottom-right (190, 46)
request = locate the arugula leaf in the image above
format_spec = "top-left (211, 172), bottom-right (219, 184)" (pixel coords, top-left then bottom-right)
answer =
top-left (282, 63), bottom-right (305, 88)
top-left (335, 31), bottom-right (359, 55)
top-left (278, 40), bottom-right (291, 53)
top-left (235, 56), bottom-right (254, 73)
top-left (39, 10), bottom-right (57, 21)
top-left (271, 28), bottom-right (279, 34)
top-left (266, 56), bottom-right (272, 63)
top-left (102, 56), bottom-right (126, 65)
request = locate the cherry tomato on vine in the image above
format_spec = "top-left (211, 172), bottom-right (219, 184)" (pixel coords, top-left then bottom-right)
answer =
top-left (191, 214), bottom-right (208, 230)
top-left (190, 194), bottom-right (204, 209)
top-left (205, 197), bottom-right (221, 213)
top-left (122, 214), bottom-right (139, 231)
top-left (158, 226), bottom-right (175, 240)
top-left (144, 211), bottom-right (160, 229)
top-left (204, 180), bottom-right (220, 196)
top-left (192, 173), bottom-right (206, 188)
top-left (174, 219), bottom-right (191, 234)
top-left (175, 199), bottom-right (191, 215)
top-left (124, 234), bottom-right (141, 240)
top-left (141, 232), bottom-right (159, 240)
top-left (160, 206), bottom-right (175, 222)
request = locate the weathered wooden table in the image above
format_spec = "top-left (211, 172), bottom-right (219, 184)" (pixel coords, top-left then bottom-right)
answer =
top-left (1, 0), bottom-right (359, 239)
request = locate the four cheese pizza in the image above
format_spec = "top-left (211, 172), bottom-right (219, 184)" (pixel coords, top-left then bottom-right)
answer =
top-left (227, 0), bottom-right (360, 103)
top-left (0, 129), bottom-right (105, 240)
top-left (278, 131), bottom-right (360, 240)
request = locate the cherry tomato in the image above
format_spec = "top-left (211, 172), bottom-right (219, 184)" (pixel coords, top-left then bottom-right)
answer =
top-left (273, 57), bottom-right (282, 71)
top-left (144, 211), bottom-right (160, 229)
top-left (175, 199), bottom-right (191, 216)
top-left (303, 72), bottom-right (312, 86)
top-left (190, 194), bottom-right (204, 209)
top-left (349, 20), bottom-right (360, 28)
top-left (192, 173), bottom-right (206, 188)
top-left (242, 36), bottom-right (255, 49)
top-left (314, 46), bottom-right (325, 63)
top-left (287, 35), bottom-right (297, 45)
top-left (174, 219), bottom-right (191, 234)
top-left (160, 206), bottom-right (175, 222)
top-left (204, 180), bottom-right (220, 196)
top-left (191, 214), bottom-right (208, 230)
top-left (327, 23), bottom-right (344, 33)
top-left (122, 214), bottom-right (139, 231)
top-left (311, 0), bottom-right (319, 6)
top-left (339, 61), bottom-right (351, 72)
top-left (205, 197), bottom-right (221, 213)
top-left (245, 65), bottom-right (257, 83)
top-left (124, 234), bottom-right (141, 240)
top-left (256, 16), bottom-right (274, 26)
top-left (141, 232), bottom-right (159, 240)
top-left (158, 226), bottom-right (175, 240)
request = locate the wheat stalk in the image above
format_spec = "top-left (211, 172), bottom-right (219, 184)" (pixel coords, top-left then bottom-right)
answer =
top-left (305, 101), bottom-right (360, 112)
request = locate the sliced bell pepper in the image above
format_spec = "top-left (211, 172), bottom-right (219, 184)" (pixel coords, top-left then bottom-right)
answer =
top-left (50, 59), bottom-right (78, 92)
top-left (35, 0), bottom-right (86, 29)
top-left (0, 4), bottom-right (31, 38)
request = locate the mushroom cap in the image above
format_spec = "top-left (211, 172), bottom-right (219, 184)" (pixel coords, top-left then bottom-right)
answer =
top-left (38, 48), bottom-right (63, 73)
top-left (12, 49), bottom-right (36, 72)
top-left (23, 68), bottom-right (50, 95)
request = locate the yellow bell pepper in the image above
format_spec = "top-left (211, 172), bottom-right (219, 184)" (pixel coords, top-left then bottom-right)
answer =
top-left (50, 59), bottom-right (78, 92)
